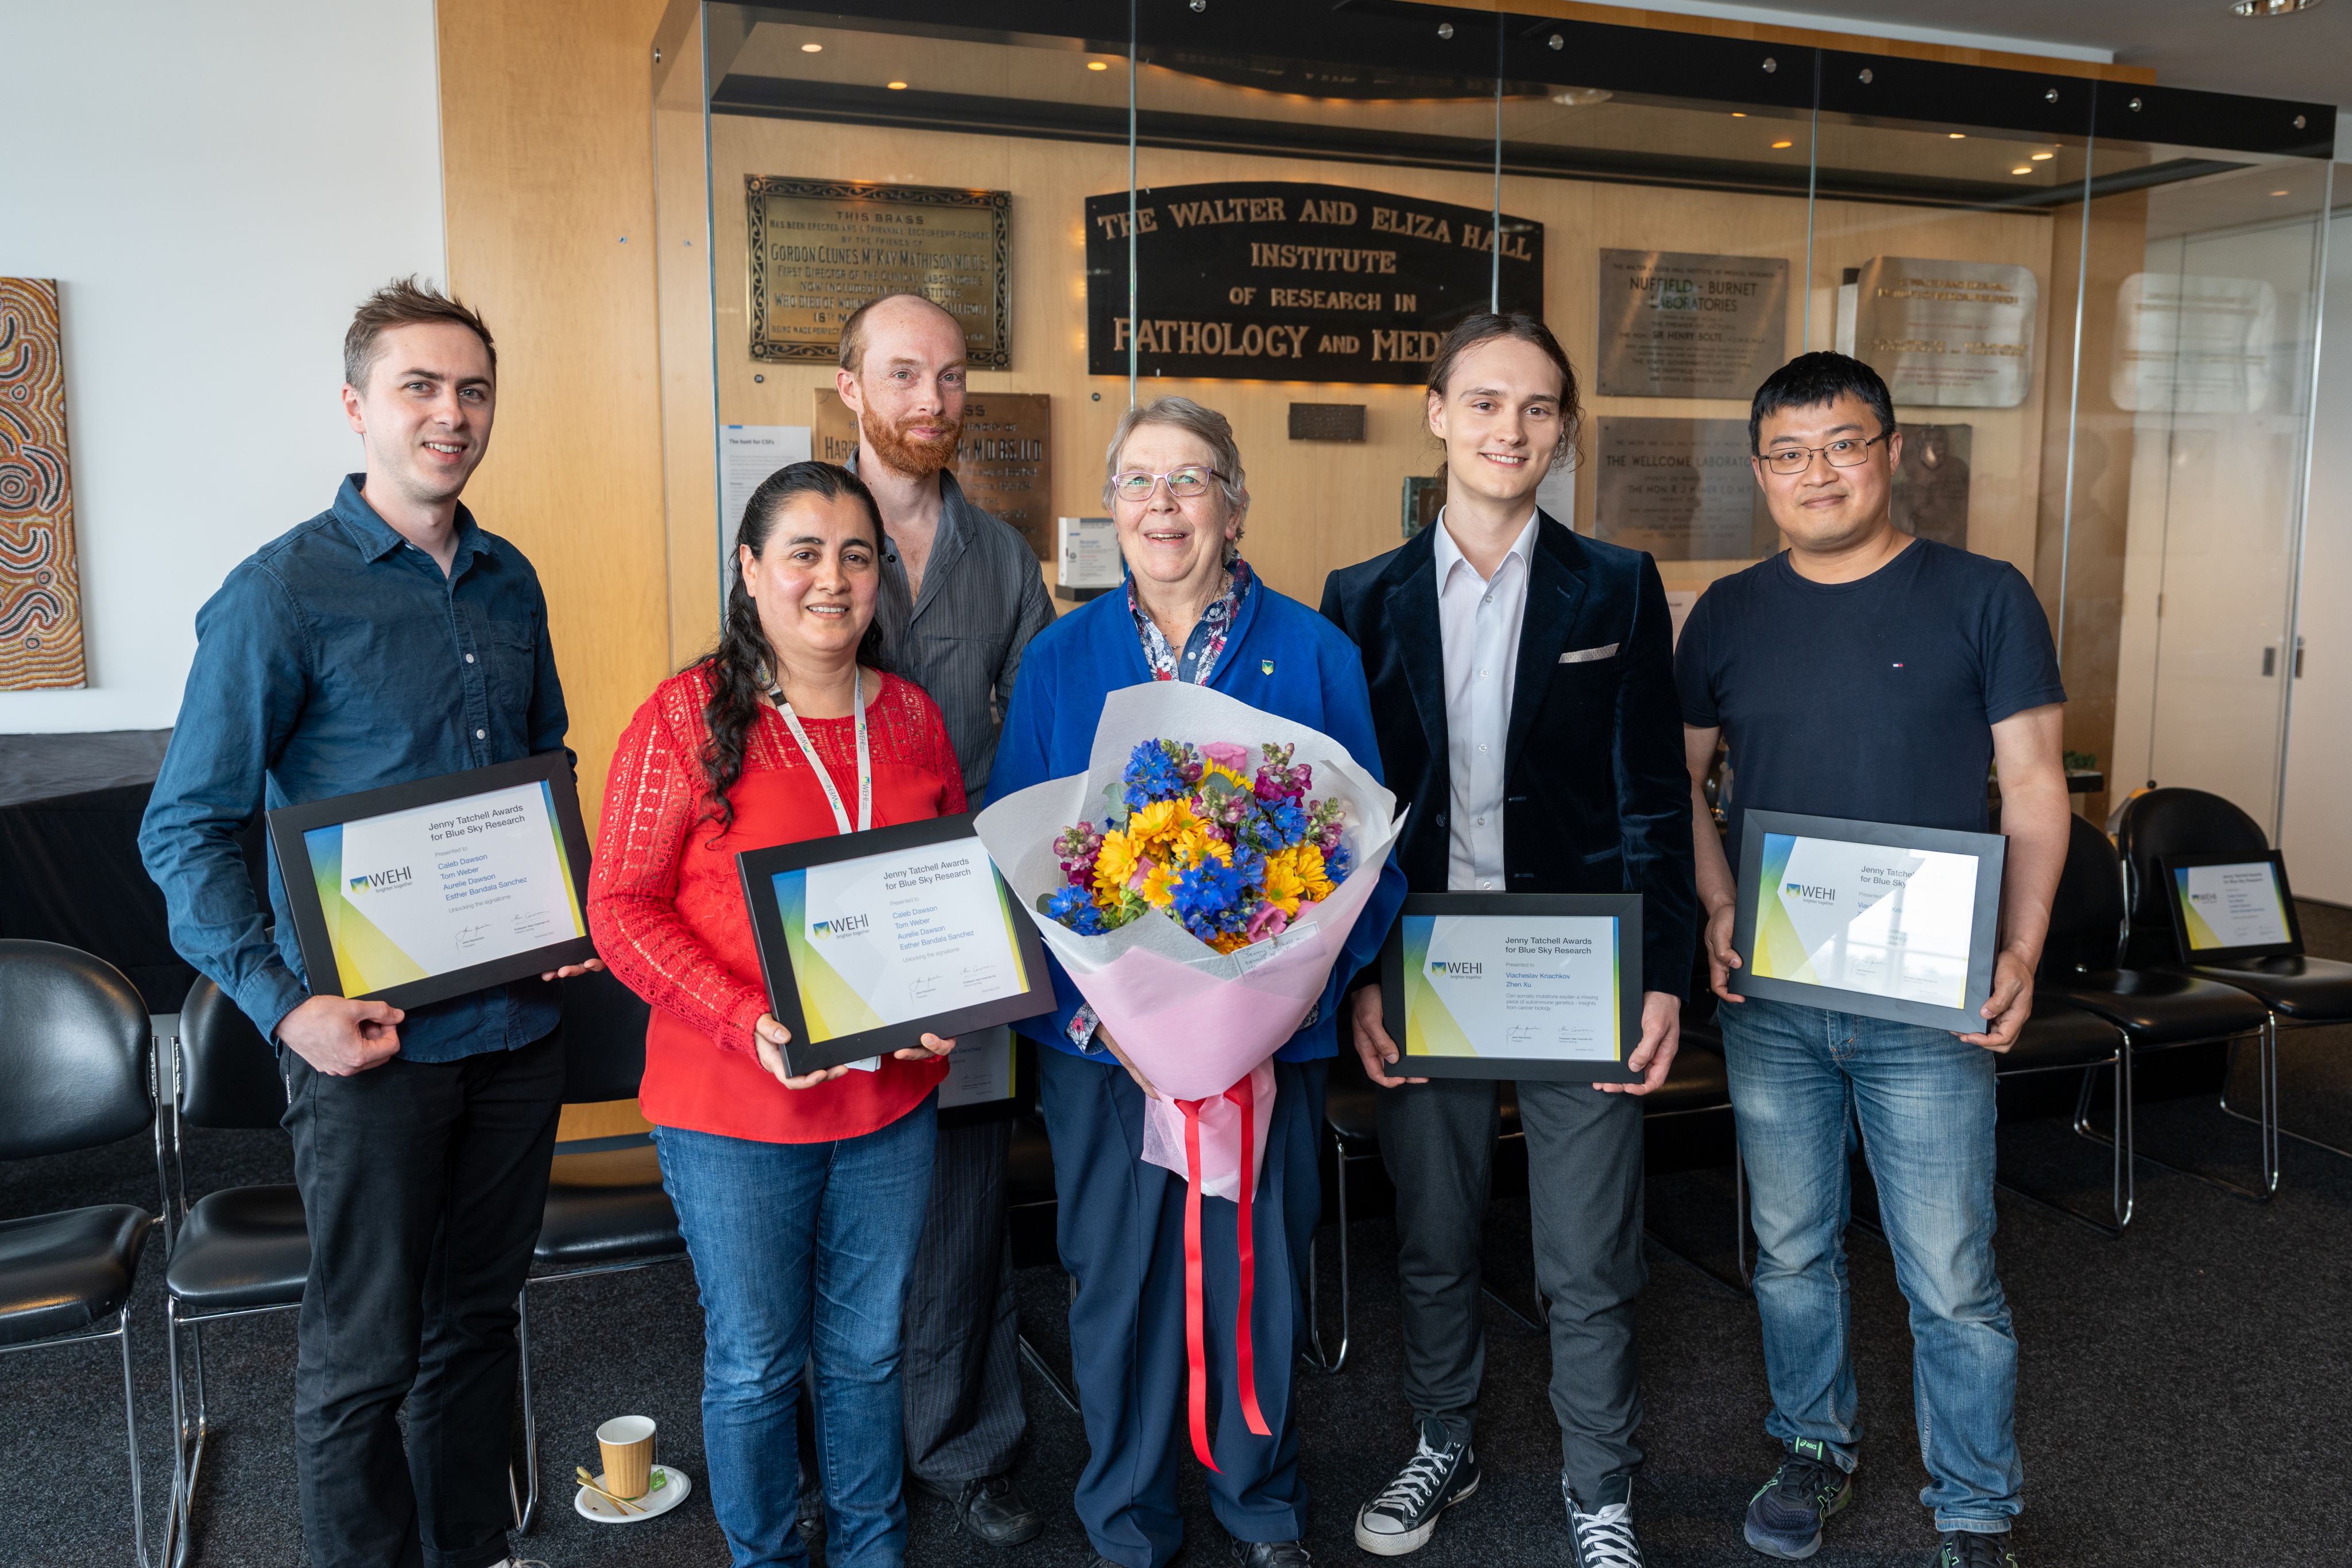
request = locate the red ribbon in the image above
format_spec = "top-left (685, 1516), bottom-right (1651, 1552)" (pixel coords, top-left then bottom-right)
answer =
top-left (1176, 1075), bottom-right (1273, 1473)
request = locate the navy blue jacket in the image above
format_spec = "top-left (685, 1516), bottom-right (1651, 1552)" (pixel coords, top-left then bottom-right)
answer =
top-left (1320, 513), bottom-right (1698, 999)
top-left (988, 576), bottom-right (1407, 1064)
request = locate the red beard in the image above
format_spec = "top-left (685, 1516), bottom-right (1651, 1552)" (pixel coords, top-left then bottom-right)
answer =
top-left (864, 406), bottom-right (962, 479)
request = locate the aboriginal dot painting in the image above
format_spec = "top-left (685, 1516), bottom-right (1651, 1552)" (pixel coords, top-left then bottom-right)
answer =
top-left (0, 277), bottom-right (86, 690)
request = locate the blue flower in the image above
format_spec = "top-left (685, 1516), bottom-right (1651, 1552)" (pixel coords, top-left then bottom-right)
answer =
top-left (1042, 884), bottom-right (1108, 935)
top-left (1325, 842), bottom-right (1354, 882)
top-left (1170, 858), bottom-right (1248, 938)
top-left (1263, 800), bottom-right (1310, 847)
top-left (1121, 740), bottom-right (1187, 809)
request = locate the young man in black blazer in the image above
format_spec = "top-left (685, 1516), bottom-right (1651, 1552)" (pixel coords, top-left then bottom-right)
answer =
top-left (1320, 313), bottom-right (1698, 1568)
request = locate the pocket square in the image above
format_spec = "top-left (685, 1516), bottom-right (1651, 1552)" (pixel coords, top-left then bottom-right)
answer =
top-left (1559, 643), bottom-right (1619, 664)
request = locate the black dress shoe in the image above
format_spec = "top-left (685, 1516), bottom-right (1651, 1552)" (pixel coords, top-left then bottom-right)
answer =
top-left (913, 1472), bottom-right (1046, 1547)
top-left (1233, 1542), bottom-right (1313, 1567)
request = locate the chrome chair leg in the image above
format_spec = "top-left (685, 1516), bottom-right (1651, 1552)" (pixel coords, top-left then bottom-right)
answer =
top-left (1015, 1332), bottom-right (1082, 1416)
top-left (1302, 1140), bottom-right (1352, 1373)
top-left (2219, 1013), bottom-right (2352, 1163)
top-left (120, 1304), bottom-right (152, 1568)
top-left (516, 1286), bottom-right (540, 1533)
top-left (1996, 1061), bottom-right (2132, 1237)
top-left (162, 1297), bottom-right (210, 1568)
top-left (2081, 1033), bottom-right (2274, 1204)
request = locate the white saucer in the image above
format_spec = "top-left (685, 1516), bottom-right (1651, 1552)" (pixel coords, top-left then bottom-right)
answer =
top-left (575, 1464), bottom-right (692, 1524)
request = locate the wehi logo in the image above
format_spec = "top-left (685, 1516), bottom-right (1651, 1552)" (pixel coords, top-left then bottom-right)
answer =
top-left (1785, 882), bottom-right (1838, 905)
top-left (812, 912), bottom-right (872, 939)
top-left (1428, 959), bottom-right (1483, 977)
top-left (346, 866), bottom-right (414, 896)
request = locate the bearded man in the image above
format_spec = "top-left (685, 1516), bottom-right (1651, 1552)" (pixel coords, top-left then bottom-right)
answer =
top-left (824, 290), bottom-right (1055, 1544)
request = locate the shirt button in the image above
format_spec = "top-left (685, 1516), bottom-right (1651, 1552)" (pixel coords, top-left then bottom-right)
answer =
top-left (1480, 880), bottom-right (1493, 889)
top-left (465, 653), bottom-right (476, 664)
top-left (1477, 667), bottom-right (1488, 677)
top-left (475, 729), bottom-right (486, 740)
top-left (1476, 816), bottom-right (1486, 826)
top-left (1478, 743), bottom-right (1488, 752)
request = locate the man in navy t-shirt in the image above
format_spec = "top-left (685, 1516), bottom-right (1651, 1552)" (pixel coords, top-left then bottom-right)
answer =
top-left (1676, 354), bottom-right (2068, 1568)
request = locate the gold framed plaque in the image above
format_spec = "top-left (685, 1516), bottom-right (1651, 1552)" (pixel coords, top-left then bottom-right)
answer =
top-left (747, 177), bottom-right (1011, 367)
top-left (814, 389), bottom-right (1054, 560)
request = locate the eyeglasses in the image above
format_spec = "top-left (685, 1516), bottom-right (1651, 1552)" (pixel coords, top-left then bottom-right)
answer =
top-left (1757, 434), bottom-right (1889, 475)
top-left (1110, 466), bottom-right (1225, 502)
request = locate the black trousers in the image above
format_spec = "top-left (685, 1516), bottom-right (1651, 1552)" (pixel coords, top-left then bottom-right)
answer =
top-left (1376, 1074), bottom-right (1647, 1501)
top-left (284, 1033), bottom-right (563, 1568)
top-left (901, 1112), bottom-right (1027, 1483)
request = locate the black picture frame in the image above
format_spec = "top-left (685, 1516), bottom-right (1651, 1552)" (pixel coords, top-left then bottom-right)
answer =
top-left (1730, 810), bottom-right (2006, 1033)
top-left (737, 812), bottom-right (1055, 1077)
top-left (932, 1025), bottom-right (1026, 1128)
top-left (2156, 850), bottom-right (2304, 964)
top-left (1380, 892), bottom-right (1644, 1083)
top-left (265, 752), bottom-right (596, 1012)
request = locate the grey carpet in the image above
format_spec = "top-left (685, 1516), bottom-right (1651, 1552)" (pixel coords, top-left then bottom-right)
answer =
top-left (8, 904), bottom-right (2350, 1567)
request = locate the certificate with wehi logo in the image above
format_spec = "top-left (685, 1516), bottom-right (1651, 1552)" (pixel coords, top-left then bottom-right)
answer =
top-left (267, 753), bottom-right (595, 1009)
top-left (739, 814), bottom-right (1055, 1076)
top-left (1730, 811), bottom-right (2006, 1032)
top-left (1380, 893), bottom-right (1643, 1082)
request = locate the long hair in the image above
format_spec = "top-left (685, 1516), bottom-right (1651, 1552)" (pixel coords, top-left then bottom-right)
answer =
top-left (694, 460), bottom-right (889, 831)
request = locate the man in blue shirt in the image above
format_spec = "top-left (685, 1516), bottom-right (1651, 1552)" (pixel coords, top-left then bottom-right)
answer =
top-left (1677, 353), bottom-right (2068, 1568)
top-left (140, 280), bottom-right (592, 1568)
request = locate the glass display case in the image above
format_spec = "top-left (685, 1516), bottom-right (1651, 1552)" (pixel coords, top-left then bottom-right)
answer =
top-left (649, 0), bottom-right (2338, 832)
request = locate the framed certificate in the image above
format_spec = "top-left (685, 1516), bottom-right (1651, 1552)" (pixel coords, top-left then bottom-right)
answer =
top-left (266, 753), bottom-right (595, 1011)
top-left (934, 1025), bottom-right (1023, 1127)
top-left (738, 814), bottom-right (1055, 1076)
top-left (1379, 893), bottom-right (1643, 1083)
top-left (1731, 811), bottom-right (2006, 1032)
top-left (2158, 851), bottom-right (2302, 963)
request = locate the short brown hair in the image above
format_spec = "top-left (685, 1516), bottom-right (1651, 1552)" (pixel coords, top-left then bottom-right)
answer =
top-left (343, 277), bottom-right (496, 391)
top-left (837, 291), bottom-right (960, 374)
top-left (1426, 311), bottom-right (1583, 473)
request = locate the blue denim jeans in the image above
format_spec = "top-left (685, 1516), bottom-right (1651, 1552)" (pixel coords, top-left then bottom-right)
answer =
top-left (653, 1097), bottom-right (938, 1568)
top-left (1717, 997), bottom-right (2021, 1534)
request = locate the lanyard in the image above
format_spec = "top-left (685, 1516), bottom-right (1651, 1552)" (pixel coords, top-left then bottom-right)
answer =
top-left (768, 667), bottom-right (871, 835)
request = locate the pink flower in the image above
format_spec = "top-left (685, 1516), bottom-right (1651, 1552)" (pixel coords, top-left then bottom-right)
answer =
top-left (1244, 903), bottom-right (1290, 942)
top-left (1202, 741), bottom-right (1250, 773)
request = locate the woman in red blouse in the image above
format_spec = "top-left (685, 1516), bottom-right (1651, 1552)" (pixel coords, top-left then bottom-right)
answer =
top-left (590, 459), bottom-right (960, 1568)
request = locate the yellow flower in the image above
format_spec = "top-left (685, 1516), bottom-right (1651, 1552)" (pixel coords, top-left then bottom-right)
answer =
top-left (1137, 860), bottom-right (1181, 908)
top-left (1207, 931), bottom-right (1252, 954)
top-left (1174, 828), bottom-right (1233, 868)
top-left (1092, 828), bottom-right (1140, 896)
top-left (1293, 842), bottom-right (1336, 903)
top-left (1263, 843), bottom-right (1334, 916)
top-left (1198, 760), bottom-right (1251, 793)
top-left (1125, 799), bottom-right (1200, 860)
top-left (1261, 850), bottom-right (1308, 916)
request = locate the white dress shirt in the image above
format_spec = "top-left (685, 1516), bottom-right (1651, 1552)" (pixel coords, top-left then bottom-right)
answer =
top-left (1432, 509), bottom-right (1539, 892)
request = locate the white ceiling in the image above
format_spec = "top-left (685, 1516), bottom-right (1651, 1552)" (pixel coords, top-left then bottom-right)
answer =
top-left (1638, 0), bottom-right (2350, 146)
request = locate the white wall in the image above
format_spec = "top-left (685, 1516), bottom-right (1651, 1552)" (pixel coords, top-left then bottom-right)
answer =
top-left (0, 0), bottom-right (444, 733)
top-left (2280, 197), bottom-right (2352, 905)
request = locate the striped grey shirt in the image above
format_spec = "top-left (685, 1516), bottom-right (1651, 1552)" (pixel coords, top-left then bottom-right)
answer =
top-left (866, 463), bottom-right (1055, 802)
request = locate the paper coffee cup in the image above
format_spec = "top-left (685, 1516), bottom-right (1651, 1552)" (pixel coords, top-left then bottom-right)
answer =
top-left (597, 1415), bottom-right (657, 1500)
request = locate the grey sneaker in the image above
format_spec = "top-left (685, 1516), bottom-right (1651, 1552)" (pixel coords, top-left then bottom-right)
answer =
top-left (1743, 1439), bottom-right (1852, 1559)
top-left (1353, 1418), bottom-right (1480, 1557)
top-left (1937, 1531), bottom-right (2020, 1567)
top-left (1564, 1473), bottom-right (1646, 1568)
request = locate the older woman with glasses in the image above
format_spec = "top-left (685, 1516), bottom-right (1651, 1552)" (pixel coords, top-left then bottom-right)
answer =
top-left (989, 397), bottom-right (1403, 1568)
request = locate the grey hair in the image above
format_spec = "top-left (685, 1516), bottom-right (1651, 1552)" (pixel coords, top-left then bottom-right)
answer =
top-left (1102, 397), bottom-right (1250, 547)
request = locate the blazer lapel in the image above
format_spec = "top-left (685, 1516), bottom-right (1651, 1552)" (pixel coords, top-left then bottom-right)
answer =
top-left (1503, 517), bottom-right (1588, 779)
top-left (1384, 539), bottom-right (1448, 773)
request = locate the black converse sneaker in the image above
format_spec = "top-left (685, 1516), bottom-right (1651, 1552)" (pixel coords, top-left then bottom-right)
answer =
top-left (1353, 1418), bottom-right (1480, 1557)
top-left (1743, 1438), bottom-right (1853, 1559)
top-left (1564, 1473), bottom-right (1646, 1568)
top-left (1937, 1531), bottom-right (2020, 1567)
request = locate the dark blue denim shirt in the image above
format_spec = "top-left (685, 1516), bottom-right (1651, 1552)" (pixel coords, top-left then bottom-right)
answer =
top-left (138, 476), bottom-right (572, 1061)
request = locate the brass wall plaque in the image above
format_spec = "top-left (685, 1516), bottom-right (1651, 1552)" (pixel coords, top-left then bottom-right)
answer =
top-left (748, 177), bottom-right (1011, 367)
top-left (1289, 402), bottom-right (1367, 442)
top-left (814, 389), bottom-right (1053, 560)
top-left (1853, 257), bottom-right (2034, 409)
top-left (1593, 417), bottom-right (1775, 561)
top-left (1597, 249), bottom-right (1789, 400)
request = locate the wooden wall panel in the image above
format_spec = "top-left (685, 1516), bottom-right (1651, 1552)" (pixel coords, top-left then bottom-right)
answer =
top-left (439, 0), bottom-right (671, 1142)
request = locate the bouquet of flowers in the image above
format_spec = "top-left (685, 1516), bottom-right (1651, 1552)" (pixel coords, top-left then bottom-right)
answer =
top-left (974, 681), bottom-right (1405, 1469)
top-left (1038, 738), bottom-right (1350, 953)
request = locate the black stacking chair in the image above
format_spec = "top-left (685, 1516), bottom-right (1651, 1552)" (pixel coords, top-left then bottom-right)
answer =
top-left (160, 978), bottom-right (308, 1568)
top-left (1987, 1000), bottom-right (2134, 1235)
top-left (515, 967), bottom-right (688, 1531)
top-left (0, 939), bottom-right (164, 1567)
top-left (2117, 788), bottom-right (2352, 1170)
top-left (1005, 1098), bottom-right (1082, 1414)
top-left (2037, 815), bottom-right (2270, 1200)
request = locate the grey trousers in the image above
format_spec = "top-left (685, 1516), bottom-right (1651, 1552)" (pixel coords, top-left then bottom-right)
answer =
top-left (1375, 1074), bottom-right (1647, 1501)
top-left (900, 1114), bottom-right (1028, 1483)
